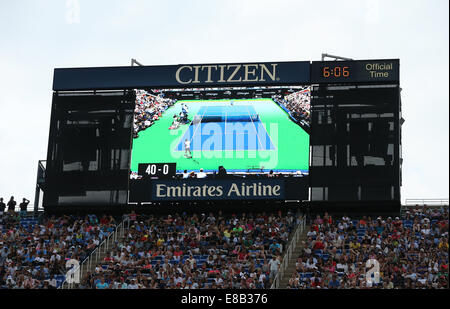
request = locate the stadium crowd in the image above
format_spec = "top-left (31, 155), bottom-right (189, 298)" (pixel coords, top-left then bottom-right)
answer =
top-left (75, 211), bottom-right (299, 289)
top-left (133, 90), bottom-right (176, 138)
top-left (287, 207), bottom-right (449, 289)
top-left (1, 196), bottom-right (447, 290)
top-left (272, 88), bottom-right (310, 126)
top-left (0, 209), bottom-right (117, 289)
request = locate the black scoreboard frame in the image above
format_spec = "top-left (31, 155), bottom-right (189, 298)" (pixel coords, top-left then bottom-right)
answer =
top-left (43, 59), bottom-right (401, 214)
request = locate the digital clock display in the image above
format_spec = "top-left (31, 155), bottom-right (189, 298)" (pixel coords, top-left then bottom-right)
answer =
top-left (322, 66), bottom-right (350, 78)
top-left (311, 60), bottom-right (399, 84)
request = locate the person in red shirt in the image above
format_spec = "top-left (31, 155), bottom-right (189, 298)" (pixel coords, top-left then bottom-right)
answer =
top-left (103, 253), bottom-right (113, 262)
top-left (46, 221), bottom-right (54, 229)
top-left (438, 220), bottom-right (448, 233)
top-left (208, 267), bottom-right (220, 275)
top-left (314, 215), bottom-right (323, 226)
top-left (311, 277), bottom-right (321, 288)
top-left (100, 215), bottom-right (109, 225)
top-left (323, 212), bottom-right (333, 225)
top-left (313, 239), bottom-right (325, 250)
top-left (347, 270), bottom-right (357, 280)
top-left (173, 247), bottom-right (183, 259)
top-left (393, 217), bottom-right (402, 228)
top-left (238, 249), bottom-right (248, 262)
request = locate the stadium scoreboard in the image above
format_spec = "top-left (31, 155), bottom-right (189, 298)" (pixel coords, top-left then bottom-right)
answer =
top-left (52, 59), bottom-right (399, 91)
top-left (43, 58), bottom-right (401, 212)
top-left (138, 163), bottom-right (177, 178)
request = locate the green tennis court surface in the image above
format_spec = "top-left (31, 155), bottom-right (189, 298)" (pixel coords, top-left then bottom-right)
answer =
top-left (175, 105), bottom-right (275, 151)
top-left (130, 99), bottom-right (309, 173)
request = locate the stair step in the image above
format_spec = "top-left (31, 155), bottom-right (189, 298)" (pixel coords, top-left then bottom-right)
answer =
top-left (278, 224), bottom-right (310, 289)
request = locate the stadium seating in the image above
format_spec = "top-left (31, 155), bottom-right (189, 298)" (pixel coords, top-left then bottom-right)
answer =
top-left (133, 90), bottom-right (176, 138)
top-left (272, 88), bottom-right (310, 125)
top-left (76, 211), bottom-right (299, 289)
top-left (288, 207), bottom-right (449, 289)
top-left (0, 206), bottom-right (447, 289)
top-left (0, 212), bottom-right (117, 289)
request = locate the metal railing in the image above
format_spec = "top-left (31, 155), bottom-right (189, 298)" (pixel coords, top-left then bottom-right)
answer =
top-left (3, 204), bottom-right (44, 213)
top-left (61, 217), bottom-right (130, 289)
top-left (271, 216), bottom-right (306, 289)
top-left (404, 199), bottom-right (449, 207)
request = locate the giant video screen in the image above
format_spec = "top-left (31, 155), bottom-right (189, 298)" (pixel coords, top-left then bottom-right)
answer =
top-left (129, 86), bottom-right (310, 201)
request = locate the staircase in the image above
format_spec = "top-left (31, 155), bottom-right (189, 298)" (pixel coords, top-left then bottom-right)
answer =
top-left (61, 218), bottom-right (130, 289)
top-left (271, 218), bottom-right (310, 289)
top-left (278, 228), bottom-right (310, 288)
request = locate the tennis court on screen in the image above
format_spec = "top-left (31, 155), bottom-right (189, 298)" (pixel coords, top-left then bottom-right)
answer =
top-left (175, 105), bottom-right (275, 151)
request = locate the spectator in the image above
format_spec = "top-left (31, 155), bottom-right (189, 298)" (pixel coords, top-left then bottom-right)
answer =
top-left (0, 198), bottom-right (5, 213)
top-left (268, 256), bottom-right (281, 280)
top-left (96, 277), bottom-right (109, 289)
top-left (197, 169), bottom-right (207, 179)
top-left (217, 166), bottom-right (227, 178)
top-left (7, 196), bottom-right (16, 213)
top-left (19, 198), bottom-right (30, 216)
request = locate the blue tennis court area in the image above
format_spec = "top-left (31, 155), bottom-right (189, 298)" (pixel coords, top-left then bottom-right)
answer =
top-left (175, 105), bottom-right (275, 151)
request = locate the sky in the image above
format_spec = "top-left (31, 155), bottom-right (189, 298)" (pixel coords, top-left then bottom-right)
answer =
top-left (0, 0), bottom-right (448, 206)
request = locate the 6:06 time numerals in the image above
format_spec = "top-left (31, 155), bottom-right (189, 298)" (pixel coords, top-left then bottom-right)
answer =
top-left (323, 66), bottom-right (350, 78)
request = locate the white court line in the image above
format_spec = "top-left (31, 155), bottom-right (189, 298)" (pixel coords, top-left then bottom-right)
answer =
top-left (246, 105), bottom-right (265, 150)
top-left (180, 104), bottom-right (273, 151)
top-left (189, 106), bottom-right (208, 144)
top-left (256, 101), bottom-right (278, 150)
top-left (224, 107), bottom-right (227, 136)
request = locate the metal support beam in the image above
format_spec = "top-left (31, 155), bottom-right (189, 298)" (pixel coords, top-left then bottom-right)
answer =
top-left (321, 53), bottom-right (354, 61)
top-left (131, 58), bottom-right (144, 67)
top-left (34, 185), bottom-right (40, 215)
top-left (34, 160), bottom-right (46, 215)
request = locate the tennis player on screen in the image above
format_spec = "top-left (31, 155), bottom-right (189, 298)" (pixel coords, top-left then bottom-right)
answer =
top-left (184, 139), bottom-right (192, 158)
